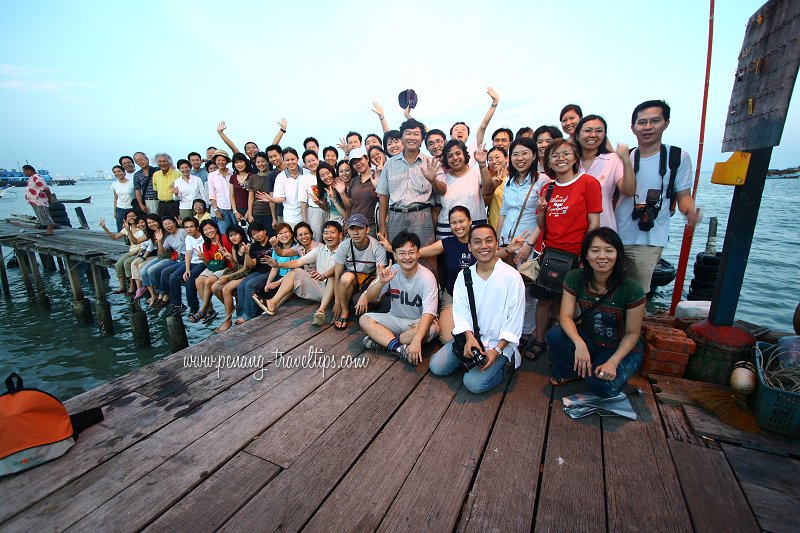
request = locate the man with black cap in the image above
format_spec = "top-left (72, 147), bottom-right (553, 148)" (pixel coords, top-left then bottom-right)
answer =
top-left (331, 213), bottom-right (387, 330)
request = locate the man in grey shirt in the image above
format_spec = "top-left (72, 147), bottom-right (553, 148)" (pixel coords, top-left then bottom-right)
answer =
top-left (360, 231), bottom-right (439, 364)
top-left (332, 213), bottom-right (387, 330)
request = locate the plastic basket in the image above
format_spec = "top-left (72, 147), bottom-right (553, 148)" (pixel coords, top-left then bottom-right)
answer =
top-left (753, 341), bottom-right (800, 437)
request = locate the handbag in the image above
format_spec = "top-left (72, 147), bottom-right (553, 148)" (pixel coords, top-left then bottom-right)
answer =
top-left (535, 181), bottom-right (577, 294)
top-left (451, 268), bottom-right (485, 363)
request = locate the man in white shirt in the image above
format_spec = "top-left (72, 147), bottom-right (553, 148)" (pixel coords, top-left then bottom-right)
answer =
top-left (360, 232), bottom-right (439, 365)
top-left (272, 147), bottom-right (308, 227)
top-left (429, 223), bottom-right (525, 393)
top-left (615, 100), bottom-right (699, 293)
top-left (166, 217), bottom-right (206, 317)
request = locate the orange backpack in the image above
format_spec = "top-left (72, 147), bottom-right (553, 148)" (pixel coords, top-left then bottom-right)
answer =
top-left (0, 373), bottom-right (103, 476)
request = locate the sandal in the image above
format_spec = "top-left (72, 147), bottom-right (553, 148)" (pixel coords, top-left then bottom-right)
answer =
top-left (525, 338), bottom-right (547, 360)
top-left (550, 376), bottom-right (582, 387)
top-left (333, 316), bottom-right (349, 331)
top-left (252, 294), bottom-right (274, 315)
top-left (188, 311), bottom-right (206, 323)
top-left (202, 309), bottom-right (219, 324)
top-left (312, 310), bottom-right (325, 326)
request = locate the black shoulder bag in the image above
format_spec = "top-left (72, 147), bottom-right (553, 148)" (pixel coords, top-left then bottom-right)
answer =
top-left (451, 268), bottom-right (485, 364)
top-left (535, 182), bottom-right (579, 293)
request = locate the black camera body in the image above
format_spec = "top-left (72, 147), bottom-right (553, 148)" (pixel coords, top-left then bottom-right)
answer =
top-left (463, 346), bottom-right (487, 370)
top-left (631, 188), bottom-right (662, 232)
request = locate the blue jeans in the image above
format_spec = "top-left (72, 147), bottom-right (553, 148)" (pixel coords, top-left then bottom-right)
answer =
top-left (214, 208), bottom-right (236, 235)
top-left (236, 271), bottom-right (270, 319)
top-left (144, 259), bottom-right (174, 292)
top-left (139, 257), bottom-right (164, 286)
top-left (547, 325), bottom-right (643, 398)
top-left (158, 261), bottom-right (183, 295)
top-left (168, 262), bottom-right (206, 312)
top-left (115, 207), bottom-right (128, 232)
top-left (429, 340), bottom-right (507, 394)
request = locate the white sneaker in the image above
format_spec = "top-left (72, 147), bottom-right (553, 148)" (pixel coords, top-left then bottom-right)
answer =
top-left (362, 336), bottom-right (380, 350)
top-left (397, 344), bottom-right (410, 363)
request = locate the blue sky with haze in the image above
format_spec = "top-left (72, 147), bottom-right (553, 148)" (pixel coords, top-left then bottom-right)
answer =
top-left (1, 0), bottom-right (797, 177)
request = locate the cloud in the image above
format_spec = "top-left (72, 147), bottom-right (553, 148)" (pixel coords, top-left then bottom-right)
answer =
top-left (0, 64), bottom-right (98, 97)
top-left (0, 64), bottom-right (57, 77)
top-left (0, 80), bottom-right (98, 92)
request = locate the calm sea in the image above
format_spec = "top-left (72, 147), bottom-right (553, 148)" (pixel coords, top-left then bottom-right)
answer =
top-left (0, 175), bottom-right (797, 399)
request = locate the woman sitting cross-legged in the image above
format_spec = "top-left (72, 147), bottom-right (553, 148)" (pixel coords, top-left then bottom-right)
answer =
top-left (546, 227), bottom-right (645, 397)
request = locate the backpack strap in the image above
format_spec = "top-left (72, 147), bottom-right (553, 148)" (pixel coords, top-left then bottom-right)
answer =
top-left (70, 407), bottom-right (104, 436)
top-left (667, 145), bottom-right (682, 214)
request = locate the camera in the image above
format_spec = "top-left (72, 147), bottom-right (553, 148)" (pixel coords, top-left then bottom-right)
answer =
top-left (463, 346), bottom-right (487, 370)
top-left (631, 189), bottom-right (661, 232)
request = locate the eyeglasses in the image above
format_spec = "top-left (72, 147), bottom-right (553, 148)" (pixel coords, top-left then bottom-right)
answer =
top-left (548, 151), bottom-right (575, 160)
top-left (394, 251), bottom-right (416, 258)
top-left (581, 128), bottom-right (605, 135)
top-left (635, 118), bottom-right (664, 127)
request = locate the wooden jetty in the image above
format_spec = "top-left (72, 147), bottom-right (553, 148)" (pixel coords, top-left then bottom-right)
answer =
top-left (0, 299), bottom-right (797, 532)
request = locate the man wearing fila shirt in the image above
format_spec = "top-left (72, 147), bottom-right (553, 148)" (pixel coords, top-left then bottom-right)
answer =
top-left (359, 231), bottom-right (439, 365)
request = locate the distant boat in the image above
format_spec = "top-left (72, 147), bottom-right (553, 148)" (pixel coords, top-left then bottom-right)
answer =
top-left (0, 185), bottom-right (14, 198)
top-left (59, 196), bottom-right (91, 204)
top-left (0, 167), bottom-right (53, 187)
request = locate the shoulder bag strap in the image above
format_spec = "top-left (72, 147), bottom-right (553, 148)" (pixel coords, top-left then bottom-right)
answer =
top-left (463, 268), bottom-right (484, 351)
top-left (574, 284), bottom-right (617, 325)
top-left (540, 181), bottom-right (556, 250)
top-left (509, 174), bottom-right (537, 240)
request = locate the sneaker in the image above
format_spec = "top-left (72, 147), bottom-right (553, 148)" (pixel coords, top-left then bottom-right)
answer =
top-left (397, 344), bottom-right (411, 363)
top-left (362, 336), bottom-right (380, 350)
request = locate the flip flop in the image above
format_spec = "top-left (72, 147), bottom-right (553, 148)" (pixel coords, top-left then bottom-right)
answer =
top-left (333, 317), bottom-right (349, 331)
top-left (202, 309), bottom-right (219, 324)
top-left (525, 338), bottom-right (547, 360)
top-left (252, 294), bottom-right (274, 315)
top-left (550, 376), bottom-right (582, 387)
top-left (311, 310), bottom-right (325, 326)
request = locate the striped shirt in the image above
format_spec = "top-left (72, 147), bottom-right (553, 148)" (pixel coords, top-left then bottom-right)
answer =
top-left (376, 151), bottom-right (433, 207)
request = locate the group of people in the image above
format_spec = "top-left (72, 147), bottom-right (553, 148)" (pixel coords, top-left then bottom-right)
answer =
top-left (90, 93), bottom-right (698, 395)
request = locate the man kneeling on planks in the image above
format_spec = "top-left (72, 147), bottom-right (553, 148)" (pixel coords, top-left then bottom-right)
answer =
top-left (359, 232), bottom-right (439, 365)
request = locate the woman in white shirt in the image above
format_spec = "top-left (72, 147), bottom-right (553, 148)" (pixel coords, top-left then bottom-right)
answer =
top-left (111, 165), bottom-right (135, 231)
top-left (173, 159), bottom-right (208, 222)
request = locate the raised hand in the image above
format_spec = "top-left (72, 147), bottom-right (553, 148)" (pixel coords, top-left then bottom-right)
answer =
top-left (99, 218), bottom-right (107, 228)
top-left (337, 138), bottom-right (349, 154)
top-left (371, 101), bottom-right (384, 117)
top-left (421, 158), bottom-right (441, 182)
top-left (404, 105), bottom-right (412, 119)
top-left (615, 142), bottom-right (629, 160)
top-left (331, 179), bottom-right (346, 194)
top-left (487, 86), bottom-right (499, 105)
top-left (378, 259), bottom-right (397, 284)
top-left (474, 144), bottom-right (488, 165)
top-left (278, 118), bottom-right (287, 130)
top-left (217, 121), bottom-right (227, 133)
top-left (537, 195), bottom-right (549, 214)
top-left (154, 229), bottom-right (163, 241)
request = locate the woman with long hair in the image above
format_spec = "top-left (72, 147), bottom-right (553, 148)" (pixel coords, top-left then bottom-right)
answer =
top-left (315, 162), bottom-right (350, 226)
top-left (229, 153), bottom-right (252, 225)
top-left (111, 165), bottom-right (134, 231)
top-left (336, 160), bottom-right (353, 185)
top-left (533, 125), bottom-right (563, 173)
top-left (546, 227), bottom-right (645, 396)
top-left (574, 115), bottom-right (635, 230)
top-left (559, 103), bottom-right (583, 139)
top-left (194, 219), bottom-right (234, 322)
top-left (527, 139), bottom-right (602, 358)
top-left (484, 146), bottom-right (508, 232)
top-left (132, 214), bottom-right (163, 301)
top-left (211, 224), bottom-right (253, 332)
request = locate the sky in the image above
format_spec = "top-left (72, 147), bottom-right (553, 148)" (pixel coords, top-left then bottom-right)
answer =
top-left (1, 0), bottom-right (797, 178)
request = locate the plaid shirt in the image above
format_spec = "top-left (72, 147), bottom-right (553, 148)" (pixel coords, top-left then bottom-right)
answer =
top-left (376, 151), bottom-right (433, 207)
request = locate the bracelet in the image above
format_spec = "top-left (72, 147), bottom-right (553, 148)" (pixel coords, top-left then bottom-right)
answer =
top-left (491, 103), bottom-right (498, 107)
top-left (280, 128), bottom-right (287, 133)
top-left (526, 241), bottom-right (535, 247)
top-left (379, 115), bottom-right (385, 120)
top-left (478, 164), bottom-right (487, 169)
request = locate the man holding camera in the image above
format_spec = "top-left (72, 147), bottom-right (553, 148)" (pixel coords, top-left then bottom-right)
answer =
top-left (616, 100), bottom-right (699, 293)
top-left (429, 223), bottom-right (525, 394)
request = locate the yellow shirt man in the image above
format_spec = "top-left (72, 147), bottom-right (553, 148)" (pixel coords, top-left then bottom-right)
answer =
top-left (152, 168), bottom-right (181, 202)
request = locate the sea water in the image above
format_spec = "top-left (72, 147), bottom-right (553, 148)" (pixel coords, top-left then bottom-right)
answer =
top-left (0, 176), bottom-right (797, 399)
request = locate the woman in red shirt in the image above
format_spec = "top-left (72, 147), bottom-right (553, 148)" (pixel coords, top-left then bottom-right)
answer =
top-left (528, 139), bottom-right (602, 358)
top-left (194, 219), bottom-right (234, 322)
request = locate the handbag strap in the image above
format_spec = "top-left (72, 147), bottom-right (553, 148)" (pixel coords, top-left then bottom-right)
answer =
top-left (540, 181), bottom-right (556, 249)
top-left (349, 238), bottom-right (357, 275)
top-left (509, 173), bottom-right (537, 240)
top-left (463, 268), bottom-right (484, 351)
top-left (574, 283), bottom-right (617, 325)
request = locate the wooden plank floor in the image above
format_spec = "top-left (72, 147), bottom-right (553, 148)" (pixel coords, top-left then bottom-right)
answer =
top-left (2, 302), bottom-right (798, 532)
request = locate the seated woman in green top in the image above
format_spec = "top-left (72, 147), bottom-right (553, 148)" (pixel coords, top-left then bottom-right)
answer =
top-left (547, 227), bottom-right (645, 397)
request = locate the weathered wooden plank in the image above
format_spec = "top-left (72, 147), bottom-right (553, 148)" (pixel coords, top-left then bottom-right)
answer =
top-left (141, 451), bottom-right (282, 533)
top-left (685, 405), bottom-right (800, 457)
top-left (1, 357), bottom-right (300, 532)
top-left (723, 443), bottom-right (800, 533)
top-left (534, 380), bottom-right (604, 533)
top-left (603, 375), bottom-right (693, 533)
top-left (218, 355), bottom-right (431, 532)
top-left (659, 404), bottom-right (721, 449)
top-left (65, 329), bottom-right (364, 533)
top-left (668, 440), bottom-right (759, 533)
top-left (246, 343), bottom-right (394, 468)
top-left (63, 299), bottom-right (310, 411)
top-left (304, 371), bottom-right (461, 533)
top-left (457, 358), bottom-right (551, 533)
top-left (649, 373), bottom-right (729, 407)
top-left (377, 378), bottom-right (504, 532)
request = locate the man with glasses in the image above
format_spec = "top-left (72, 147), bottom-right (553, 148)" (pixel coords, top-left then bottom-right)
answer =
top-left (616, 100), bottom-right (699, 293)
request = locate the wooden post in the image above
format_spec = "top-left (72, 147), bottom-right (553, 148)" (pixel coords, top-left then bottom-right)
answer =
top-left (41, 254), bottom-right (57, 273)
top-left (90, 261), bottom-right (114, 336)
top-left (56, 256), bottom-right (65, 272)
top-left (14, 248), bottom-right (36, 303)
top-left (709, 148), bottom-right (771, 326)
top-left (166, 315), bottom-right (189, 353)
top-left (0, 244), bottom-right (11, 299)
top-left (75, 206), bottom-right (90, 230)
top-left (26, 250), bottom-right (51, 310)
top-left (65, 256), bottom-right (93, 324)
top-left (130, 299), bottom-right (151, 348)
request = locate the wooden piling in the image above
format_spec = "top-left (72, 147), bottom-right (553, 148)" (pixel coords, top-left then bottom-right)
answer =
top-left (75, 206), bottom-right (90, 230)
top-left (166, 315), bottom-right (189, 353)
top-left (14, 248), bottom-right (36, 303)
top-left (131, 299), bottom-right (151, 348)
top-left (26, 250), bottom-right (51, 310)
top-left (65, 256), bottom-right (93, 324)
top-left (0, 244), bottom-right (11, 299)
top-left (41, 254), bottom-right (57, 273)
top-left (90, 261), bottom-right (114, 336)
top-left (56, 256), bottom-right (65, 272)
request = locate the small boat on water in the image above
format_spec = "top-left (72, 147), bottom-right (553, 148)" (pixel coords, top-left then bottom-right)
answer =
top-left (0, 185), bottom-right (14, 198)
top-left (59, 196), bottom-right (91, 204)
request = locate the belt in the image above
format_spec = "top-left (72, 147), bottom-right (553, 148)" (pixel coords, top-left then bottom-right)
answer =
top-left (388, 203), bottom-right (431, 213)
